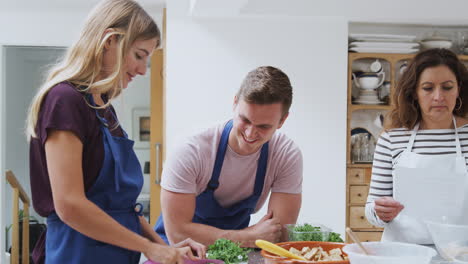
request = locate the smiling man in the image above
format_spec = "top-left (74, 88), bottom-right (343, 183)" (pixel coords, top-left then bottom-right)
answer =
top-left (154, 66), bottom-right (303, 247)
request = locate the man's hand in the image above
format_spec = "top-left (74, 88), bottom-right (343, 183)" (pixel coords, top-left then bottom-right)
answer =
top-left (248, 211), bottom-right (282, 245)
top-left (374, 197), bottom-right (404, 222)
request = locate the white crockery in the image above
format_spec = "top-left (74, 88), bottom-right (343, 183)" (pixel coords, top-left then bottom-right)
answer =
top-left (343, 242), bottom-right (436, 264)
top-left (420, 39), bottom-right (453, 50)
top-left (352, 72), bottom-right (385, 90)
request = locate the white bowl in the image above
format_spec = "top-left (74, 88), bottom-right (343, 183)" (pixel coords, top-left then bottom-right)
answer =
top-left (420, 39), bottom-right (453, 50)
top-left (357, 75), bottom-right (381, 90)
top-left (342, 241), bottom-right (436, 264)
top-left (426, 220), bottom-right (468, 262)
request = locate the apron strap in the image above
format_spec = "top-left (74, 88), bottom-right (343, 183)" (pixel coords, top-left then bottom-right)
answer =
top-left (407, 123), bottom-right (419, 152)
top-left (453, 116), bottom-right (463, 157)
top-left (207, 120), bottom-right (234, 191)
top-left (410, 117), bottom-right (463, 157)
top-left (207, 120), bottom-right (269, 195)
top-left (87, 94), bottom-right (123, 192)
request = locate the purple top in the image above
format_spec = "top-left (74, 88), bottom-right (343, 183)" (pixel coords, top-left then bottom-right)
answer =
top-left (29, 82), bottom-right (123, 217)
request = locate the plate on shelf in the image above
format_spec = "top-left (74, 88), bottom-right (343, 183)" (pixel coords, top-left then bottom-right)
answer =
top-left (349, 41), bottom-right (420, 49)
top-left (349, 33), bottom-right (417, 42)
top-left (349, 47), bottom-right (419, 54)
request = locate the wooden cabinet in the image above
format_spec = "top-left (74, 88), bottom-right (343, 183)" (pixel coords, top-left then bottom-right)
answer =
top-left (345, 52), bottom-right (414, 241)
top-left (346, 52), bottom-right (468, 242)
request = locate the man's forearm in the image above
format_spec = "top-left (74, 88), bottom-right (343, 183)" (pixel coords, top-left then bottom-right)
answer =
top-left (167, 222), bottom-right (255, 247)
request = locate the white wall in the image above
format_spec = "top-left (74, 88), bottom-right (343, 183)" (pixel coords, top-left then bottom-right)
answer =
top-left (165, 10), bottom-right (348, 234)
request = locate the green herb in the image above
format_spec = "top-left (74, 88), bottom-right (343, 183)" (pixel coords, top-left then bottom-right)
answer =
top-left (206, 238), bottom-right (251, 264)
top-left (288, 224), bottom-right (344, 242)
top-left (328, 232), bottom-right (344, 242)
top-left (289, 223), bottom-right (325, 241)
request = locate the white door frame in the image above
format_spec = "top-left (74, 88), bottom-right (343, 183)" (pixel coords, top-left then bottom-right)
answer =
top-left (1, 44), bottom-right (7, 264)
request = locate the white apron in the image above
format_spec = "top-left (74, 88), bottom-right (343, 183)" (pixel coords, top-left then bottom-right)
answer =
top-left (382, 117), bottom-right (468, 244)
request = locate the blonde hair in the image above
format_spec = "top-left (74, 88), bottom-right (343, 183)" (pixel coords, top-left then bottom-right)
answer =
top-left (26, 0), bottom-right (160, 138)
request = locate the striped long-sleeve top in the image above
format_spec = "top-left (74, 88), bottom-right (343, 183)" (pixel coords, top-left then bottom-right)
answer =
top-left (365, 125), bottom-right (468, 227)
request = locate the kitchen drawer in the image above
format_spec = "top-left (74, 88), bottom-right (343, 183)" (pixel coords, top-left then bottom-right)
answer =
top-left (349, 206), bottom-right (375, 229)
top-left (346, 231), bottom-right (382, 243)
top-left (347, 168), bottom-right (366, 184)
top-left (349, 185), bottom-right (369, 204)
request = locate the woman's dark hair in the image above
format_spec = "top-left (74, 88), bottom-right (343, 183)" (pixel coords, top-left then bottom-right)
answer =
top-left (386, 48), bottom-right (468, 130)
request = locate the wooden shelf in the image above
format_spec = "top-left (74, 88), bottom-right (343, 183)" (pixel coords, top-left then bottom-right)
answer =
top-left (349, 104), bottom-right (390, 112)
top-left (347, 163), bottom-right (372, 168)
top-left (348, 52), bottom-right (415, 61)
top-left (351, 228), bottom-right (384, 231)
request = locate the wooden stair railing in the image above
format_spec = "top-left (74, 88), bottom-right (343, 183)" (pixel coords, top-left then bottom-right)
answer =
top-left (6, 170), bottom-right (30, 264)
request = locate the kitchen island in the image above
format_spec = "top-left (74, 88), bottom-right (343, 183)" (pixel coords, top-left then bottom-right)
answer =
top-left (247, 246), bottom-right (449, 264)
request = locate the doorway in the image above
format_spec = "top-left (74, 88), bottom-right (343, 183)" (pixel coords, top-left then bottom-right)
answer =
top-left (2, 45), bottom-right (65, 252)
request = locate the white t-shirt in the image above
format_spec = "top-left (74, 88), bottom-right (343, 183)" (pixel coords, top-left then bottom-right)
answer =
top-left (161, 121), bottom-right (303, 213)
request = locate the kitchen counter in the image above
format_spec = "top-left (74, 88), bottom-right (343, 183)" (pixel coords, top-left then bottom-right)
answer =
top-left (248, 247), bottom-right (450, 264)
top-left (247, 250), bottom-right (264, 264)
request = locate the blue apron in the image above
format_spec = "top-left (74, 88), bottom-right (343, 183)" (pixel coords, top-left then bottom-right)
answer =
top-left (155, 120), bottom-right (269, 244)
top-left (45, 95), bottom-right (144, 264)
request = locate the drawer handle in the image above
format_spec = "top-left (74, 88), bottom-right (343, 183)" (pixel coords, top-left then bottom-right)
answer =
top-left (357, 193), bottom-right (362, 197)
top-left (355, 174), bottom-right (359, 178)
top-left (360, 216), bottom-right (364, 220)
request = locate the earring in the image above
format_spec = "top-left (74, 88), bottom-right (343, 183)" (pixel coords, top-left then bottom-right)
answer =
top-left (412, 99), bottom-right (419, 110)
top-left (456, 97), bottom-right (463, 111)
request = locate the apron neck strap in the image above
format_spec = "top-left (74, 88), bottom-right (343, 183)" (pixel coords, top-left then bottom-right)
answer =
top-left (407, 123), bottom-right (420, 152)
top-left (453, 116), bottom-right (463, 157)
top-left (408, 117), bottom-right (462, 156)
top-left (87, 94), bottom-right (128, 138)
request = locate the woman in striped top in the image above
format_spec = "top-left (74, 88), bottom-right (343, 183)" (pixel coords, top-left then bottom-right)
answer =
top-left (365, 48), bottom-right (468, 243)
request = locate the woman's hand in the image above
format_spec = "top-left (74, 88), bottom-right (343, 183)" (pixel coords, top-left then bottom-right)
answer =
top-left (144, 243), bottom-right (185, 264)
top-left (174, 238), bottom-right (207, 259)
top-left (374, 197), bottom-right (404, 222)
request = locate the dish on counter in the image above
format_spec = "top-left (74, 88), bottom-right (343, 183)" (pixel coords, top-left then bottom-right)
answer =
top-left (286, 224), bottom-right (331, 242)
top-left (261, 241), bottom-right (349, 264)
top-left (343, 241), bottom-right (436, 264)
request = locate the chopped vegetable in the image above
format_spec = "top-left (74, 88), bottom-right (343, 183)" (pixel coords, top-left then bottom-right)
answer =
top-left (206, 238), bottom-right (251, 264)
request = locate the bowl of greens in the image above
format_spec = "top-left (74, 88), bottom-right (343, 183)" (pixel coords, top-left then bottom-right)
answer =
top-left (286, 223), bottom-right (344, 242)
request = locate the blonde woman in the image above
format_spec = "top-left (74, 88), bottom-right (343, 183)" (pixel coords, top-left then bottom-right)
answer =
top-left (26, 0), bottom-right (205, 263)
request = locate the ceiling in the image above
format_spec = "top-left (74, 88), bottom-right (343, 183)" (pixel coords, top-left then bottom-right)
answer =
top-left (176, 0), bottom-right (468, 26)
top-left (1, 0), bottom-right (165, 13)
top-left (2, 0), bottom-right (468, 26)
